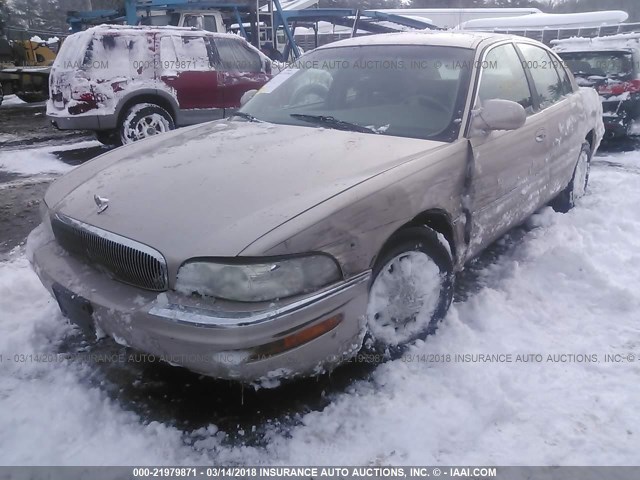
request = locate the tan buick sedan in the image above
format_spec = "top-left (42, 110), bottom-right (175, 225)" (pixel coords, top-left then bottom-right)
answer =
top-left (29, 32), bottom-right (604, 384)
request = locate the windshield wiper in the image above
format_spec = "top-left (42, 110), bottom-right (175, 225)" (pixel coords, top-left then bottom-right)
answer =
top-left (233, 111), bottom-right (260, 122)
top-left (290, 114), bottom-right (378, 134)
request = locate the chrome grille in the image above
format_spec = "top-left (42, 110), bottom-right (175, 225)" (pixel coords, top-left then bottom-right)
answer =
top-left (51, 213), bottom-right (168, 291)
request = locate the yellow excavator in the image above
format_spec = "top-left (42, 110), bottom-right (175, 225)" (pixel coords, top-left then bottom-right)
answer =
top-left (0, 23), bottom-right (60, 105)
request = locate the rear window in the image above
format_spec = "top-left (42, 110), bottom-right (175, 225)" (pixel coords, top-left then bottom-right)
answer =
top-left (52, 31), bottom-right (93, 71)
top-left (558, 51), bottom-right (634, 80)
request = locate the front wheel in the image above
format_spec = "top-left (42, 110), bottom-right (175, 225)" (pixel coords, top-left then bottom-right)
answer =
top-left (119, 103), bottom-right (175, 145)
top-left (365, 227), bottom-right (454, 353)
top-left (552, 142), bottom-right (591, 213)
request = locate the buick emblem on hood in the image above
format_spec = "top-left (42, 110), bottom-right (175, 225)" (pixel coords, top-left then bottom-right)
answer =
top-left (94, 194), bottom-right (109, 214)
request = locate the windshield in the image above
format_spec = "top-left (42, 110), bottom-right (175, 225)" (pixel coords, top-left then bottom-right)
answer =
top-left (240, 45), bottom-right (474, 142)
top-left (559, 51), bottom-right (634, 80)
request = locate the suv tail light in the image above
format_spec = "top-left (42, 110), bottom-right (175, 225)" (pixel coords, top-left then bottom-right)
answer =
top-left (598, 79), bottom-right (640, 96)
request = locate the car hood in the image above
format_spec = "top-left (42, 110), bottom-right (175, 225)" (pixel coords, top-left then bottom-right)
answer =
top-left (46, 120), bottom-right (446, 265)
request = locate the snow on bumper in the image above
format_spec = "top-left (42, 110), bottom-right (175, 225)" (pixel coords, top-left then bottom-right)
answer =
top-left (47, 101), bottom-right (118, 131)
top-left (27, 223), bottom-right (369, 384)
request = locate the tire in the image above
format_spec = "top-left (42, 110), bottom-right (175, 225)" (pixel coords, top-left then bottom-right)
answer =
top-left (15, 92), bottom-right (47, 103)
top-left (365, 226), bottom-right (454, 354)
top-left (0, 83), bottom-right (4, 107)
top-left (95, 129), bottom-right (122, 147)
top-left (551, 142), bottom-right (591, 213)
top-left (119, 103), bottom-right (175, 145)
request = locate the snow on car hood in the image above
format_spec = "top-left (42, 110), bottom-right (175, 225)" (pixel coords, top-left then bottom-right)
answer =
top-left (45, 120), bottom-right (446, 266)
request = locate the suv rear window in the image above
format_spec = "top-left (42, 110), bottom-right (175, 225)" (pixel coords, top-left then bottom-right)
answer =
top-left (559, 51), bottom-right (634, 80)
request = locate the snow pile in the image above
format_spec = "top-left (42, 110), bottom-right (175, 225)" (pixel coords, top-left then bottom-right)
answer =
top-left (29, 36), bottom-right (60, 45)
top-left (553, 32), bottom-right (640, 53)
top-left (0, 95), bottom-right (26, 107)
top-left (1, 153), bottom-right (640, 465)
top-left (0, 255), bottom-right (202, 465)
top-left (0, 142), bottom-right (99, 175)
top-left (460, 11), bottom-right (629, 31)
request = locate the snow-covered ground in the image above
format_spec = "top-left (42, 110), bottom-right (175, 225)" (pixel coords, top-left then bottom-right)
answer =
top-left (1, 150), bottom-right (640, 466)
top-left (0, 141), bottom-right (100, 175)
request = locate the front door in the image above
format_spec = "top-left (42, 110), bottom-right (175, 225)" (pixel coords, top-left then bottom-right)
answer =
top-left (516, 42), bottom-right (584, 198)
top-left (159, 35), bottom-right (222, 111)
top-left (211, 36), bottom-right (270, 108)
top-left (467, 42), bottom-right (548, 257)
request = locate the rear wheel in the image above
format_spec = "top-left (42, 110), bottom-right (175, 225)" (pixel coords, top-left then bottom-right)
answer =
top-left (119, 103), bottom-right (175, 145)
top-left (552, 142), bottom-right (591, 213)
top-left (365, 227), bottom-right (454, 354)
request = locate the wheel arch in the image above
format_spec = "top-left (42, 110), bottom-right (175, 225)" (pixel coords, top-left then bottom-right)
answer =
top-left (372, 209), bottom-right (457, 269)
top-left (115, 90), bottom-right (178, 126)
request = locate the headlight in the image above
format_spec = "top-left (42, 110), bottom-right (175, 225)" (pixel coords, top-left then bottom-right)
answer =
top-left (175, 255), bottom-right (342, 302)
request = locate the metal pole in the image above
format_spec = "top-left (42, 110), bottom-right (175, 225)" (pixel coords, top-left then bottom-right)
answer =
top-left (351, 9), bottom-right (360, 38)
top-left (273, 0), bottom-right (299, 58)
top-left (125, 0), bottom-right (137, 25)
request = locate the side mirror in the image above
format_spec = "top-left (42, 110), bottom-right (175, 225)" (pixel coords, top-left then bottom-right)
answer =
top-left (469, 99), bottom-right (526, 137)
top-left (240, 89), bottom-right (257, 106)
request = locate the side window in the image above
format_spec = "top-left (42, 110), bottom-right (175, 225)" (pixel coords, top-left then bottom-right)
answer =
top-left (183, 15), bottom-right (203, 29)
top-left (203, 15), bottom-right (219, 32)
top-left (553, 57), bottom-right (575, 95)
top-left (478, 43), bottom-right (534, 115)
top-left (518, 44), bottom-right (564, 110)
top-left (213, 37), bottom-right (262, 72)
top-left (84, 34), bottom-right (153, 78)
top-left (159, 36), bottom-right (178, 72)
top-left (170, 36), bottom-right (212, 71)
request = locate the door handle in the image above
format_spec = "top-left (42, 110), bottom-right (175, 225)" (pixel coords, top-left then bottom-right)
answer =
top-left (535, 129), bottom-right (547, 143)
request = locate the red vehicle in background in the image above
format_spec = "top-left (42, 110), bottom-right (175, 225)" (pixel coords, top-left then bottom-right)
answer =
top-left (47, 25), bottom-right (271, 145)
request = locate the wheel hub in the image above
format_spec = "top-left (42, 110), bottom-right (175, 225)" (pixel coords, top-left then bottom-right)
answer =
top-left (367, 250), bottom-right (442, 346)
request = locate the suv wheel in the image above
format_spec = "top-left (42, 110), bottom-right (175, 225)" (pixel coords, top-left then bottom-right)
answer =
top-left (552, 142), bottom-right (591, 213)
top-left (365, 226), bottom-right (454, 354)
top-left (120, 103), bottom-right (175, 144)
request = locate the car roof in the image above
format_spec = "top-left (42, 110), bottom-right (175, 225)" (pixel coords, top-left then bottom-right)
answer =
top-left (315, 30), bottom-right (531, 51)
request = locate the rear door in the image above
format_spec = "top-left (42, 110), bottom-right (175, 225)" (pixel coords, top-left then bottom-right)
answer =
top-left (159, 34), bottom-right (222, 110)
top-left (516, 42), bottom-right (582, 198)
top-left (210, 36), bottom-right (270, 108)
top-left (467, 42), bottom-right (549, 256)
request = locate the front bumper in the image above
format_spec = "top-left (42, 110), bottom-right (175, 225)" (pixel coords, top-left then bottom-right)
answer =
top-left (601, 98), bottom-right (640, 139)
top-left (28, 224), bottom-right (370, 384)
